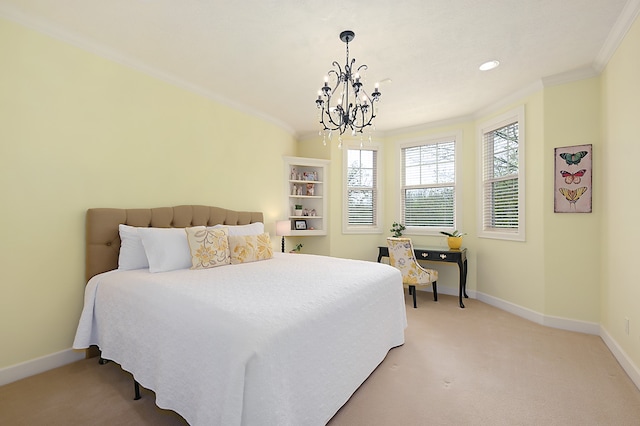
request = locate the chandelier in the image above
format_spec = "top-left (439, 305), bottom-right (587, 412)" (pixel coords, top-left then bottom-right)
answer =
top-left (315, 30), bottom-right (381, 146)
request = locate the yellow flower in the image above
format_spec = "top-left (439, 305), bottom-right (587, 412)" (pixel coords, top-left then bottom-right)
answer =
top-left (196, 245), bottom-right (215, 266)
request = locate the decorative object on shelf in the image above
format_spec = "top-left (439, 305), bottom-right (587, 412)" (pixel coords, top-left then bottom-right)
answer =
top-left (294, 220), bottom-right (307, 230)
top-left (303, 171), bottom-right (317, 181)
top-left (440, 230), bottom-right (467, 250)
top-left (294, 204), bottom-right (303, 216)
top-left (290, 243), bottom-right (303, 253)
top-left (390, 222), bottom-right (406, 238)
top-left (315, 30), bottom-right (382, 147)
top-left (290, 167), bottom-right (297, 180)
top-left (275, 220), bottom-right (291, 253)
top-left (310, 209), bottom-right (317, 216)
top-left (306, 183), bottom-right (315, 196)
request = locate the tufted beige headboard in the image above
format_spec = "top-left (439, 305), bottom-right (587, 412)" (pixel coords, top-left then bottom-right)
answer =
top-left (85, 205), bottom-right (264, 282)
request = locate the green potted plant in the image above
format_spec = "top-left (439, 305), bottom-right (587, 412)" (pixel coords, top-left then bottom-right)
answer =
top-left (294, 204), bottom-right (303, 216)
top-left (390, 222), bottom-right (406, 238)
top-left (440, 230), bottom-right (467, 249)
top-left (290, 243), bottom-right (303, 253)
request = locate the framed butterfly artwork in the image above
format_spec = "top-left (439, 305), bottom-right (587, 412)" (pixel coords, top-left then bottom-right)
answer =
top-left (554, 144), bottom-right (592, 213)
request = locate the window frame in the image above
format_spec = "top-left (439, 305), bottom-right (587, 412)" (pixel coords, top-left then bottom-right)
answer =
top-left (396, 131), bottom-right (462, 236)
top-left (476, 105), bottom-right (526, 241)
top-left (342, 142), bottom-right (383, 234)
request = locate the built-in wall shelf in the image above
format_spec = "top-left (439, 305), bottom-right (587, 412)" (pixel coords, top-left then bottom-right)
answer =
top-left (283, 156), bottom-right (329, 236)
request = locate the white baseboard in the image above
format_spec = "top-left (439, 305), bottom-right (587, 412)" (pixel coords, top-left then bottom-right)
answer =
top-left (475, 291), bottom-right (639, 391)
top-left (600, 326), bottom-right (640, 391)
top-left (475, 291), bottom-right (600, 334)
top-left (418, 285), bottom-right (476, 300)
top-left (0, 348), bottom-right (85, 387)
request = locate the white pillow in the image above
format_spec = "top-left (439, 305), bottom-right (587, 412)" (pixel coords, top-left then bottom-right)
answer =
top-left (118, 224), bottom-right (149, 270)
top-left (139, 227), bottom-right (203, 273)
top-left (211, 222), bottom-right (264, 236)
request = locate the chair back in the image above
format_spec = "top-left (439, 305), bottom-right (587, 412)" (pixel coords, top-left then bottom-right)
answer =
top-left (386, 237), bottom-right (435, 284)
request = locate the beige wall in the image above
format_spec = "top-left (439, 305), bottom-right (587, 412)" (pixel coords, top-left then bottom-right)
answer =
top-left (0, 18), bottom-right (296, 369)
top-left (2, 11), bottom-right (639, 379)
top-left (542, 78), bottom-right (602, 322)
top-left (600, 13), bottom-right (640, 367)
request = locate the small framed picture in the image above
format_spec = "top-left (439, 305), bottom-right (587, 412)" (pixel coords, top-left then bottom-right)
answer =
top-left (294, 219), bottom-right (307, 230)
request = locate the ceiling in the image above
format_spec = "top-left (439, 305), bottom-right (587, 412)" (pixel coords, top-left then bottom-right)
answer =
top-left (1, 0), bottom-right (637, 137)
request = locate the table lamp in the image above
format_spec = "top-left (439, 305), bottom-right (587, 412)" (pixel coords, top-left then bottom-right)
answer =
top-left (275, 220), bottom-right (291, 253)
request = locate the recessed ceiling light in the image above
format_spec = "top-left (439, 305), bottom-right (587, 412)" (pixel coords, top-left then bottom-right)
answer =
top-left (479, 60), bottom-right (500, 71)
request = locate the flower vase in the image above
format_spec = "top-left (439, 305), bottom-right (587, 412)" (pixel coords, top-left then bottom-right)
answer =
top-left (447, 236), bottom-right (463, 250)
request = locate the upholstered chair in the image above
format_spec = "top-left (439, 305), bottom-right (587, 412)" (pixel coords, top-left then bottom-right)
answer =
top-left (386, 237), bottom-right (438, 308)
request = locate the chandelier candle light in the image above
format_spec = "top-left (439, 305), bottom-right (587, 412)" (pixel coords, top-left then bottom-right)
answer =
top-left (315, 30), bottom-right (381, 147)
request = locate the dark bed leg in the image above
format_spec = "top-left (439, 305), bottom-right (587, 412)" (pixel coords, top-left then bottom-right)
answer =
top-left (98, 357), bottom-right (109, 365)
top-left (134, 380), bottom-right (141, 400)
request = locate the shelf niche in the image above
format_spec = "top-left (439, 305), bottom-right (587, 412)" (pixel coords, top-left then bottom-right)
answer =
top-left (284, 156), bottom-right (329, 236)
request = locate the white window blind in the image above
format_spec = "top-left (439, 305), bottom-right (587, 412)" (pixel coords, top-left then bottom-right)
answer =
top-left (346, 148), bottom-right (377, 226)
top-left (478, 105), bottom-right (525, 241)
top-left (482, 122), bottom-right (519, 229)
top-left (401, 140), bottom-right (455, 228)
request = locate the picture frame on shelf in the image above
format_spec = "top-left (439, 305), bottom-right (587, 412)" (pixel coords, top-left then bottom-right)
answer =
top-left (294, 219), bottom-right (307, 230)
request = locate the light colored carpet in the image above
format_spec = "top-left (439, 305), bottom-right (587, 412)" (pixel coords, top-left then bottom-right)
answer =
top-left (2, 293), bottom-right (639, 426)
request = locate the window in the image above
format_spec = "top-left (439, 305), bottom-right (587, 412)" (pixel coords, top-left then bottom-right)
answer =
top-left (343, 144), bottom-right (381, 233)
top-left (398, 132), bottom-right (461, 235)
top-left (477, 106), bottom-right (525, 241)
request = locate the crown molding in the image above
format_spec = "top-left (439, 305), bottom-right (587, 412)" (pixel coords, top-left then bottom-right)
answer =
top-left (541, 65), bottom-right (600, 87)
top-left (383, 114), bottom-right (475, 137)
top-left (472, 80), bottom-right (543, 120)
top-left (593, 0), bottom-right (640, 72)
top-left (0, 6), bottom-right (296, 136)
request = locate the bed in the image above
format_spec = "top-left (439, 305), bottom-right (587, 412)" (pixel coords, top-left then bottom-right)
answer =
top-left (73, 205), bottom-right (407, 425)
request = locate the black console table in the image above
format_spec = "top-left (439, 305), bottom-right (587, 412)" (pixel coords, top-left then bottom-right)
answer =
top-left (378, 246), bottom-right (468, 308)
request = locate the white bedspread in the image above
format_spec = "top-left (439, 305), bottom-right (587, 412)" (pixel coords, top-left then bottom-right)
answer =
top-left (73, 253), bottom-right (406, 426)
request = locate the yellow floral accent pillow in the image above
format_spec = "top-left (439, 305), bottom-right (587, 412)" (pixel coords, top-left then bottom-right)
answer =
top-left (228, 233), bottom-right (273, 264)
top-left (185, 227), bottom-right (230, 269)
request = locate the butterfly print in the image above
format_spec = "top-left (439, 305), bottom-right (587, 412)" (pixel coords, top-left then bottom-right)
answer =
top-left (559, 151), bottom-right (588, 165)
top-left (560, 169), bottom-right (586, 184)
top-left (558, 187), bottom-right (588, 205)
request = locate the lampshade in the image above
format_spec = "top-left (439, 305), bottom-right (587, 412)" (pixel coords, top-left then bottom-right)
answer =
top-left (275, 220), bottom-right (291, 236)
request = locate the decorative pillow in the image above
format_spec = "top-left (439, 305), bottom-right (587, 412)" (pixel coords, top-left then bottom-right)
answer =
top-left (186, 227), bottom-right (231, 269)
top-left (211, 222), bottom-right (264, 236)
top-left (117, 224), bottom-right (149, 270)
top-left (139, 227), bottom-right (199, 273)
top-left (228, 233), bottom-right (273, 264)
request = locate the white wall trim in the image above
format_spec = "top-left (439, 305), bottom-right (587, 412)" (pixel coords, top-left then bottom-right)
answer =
top-left (475, 291), bottom-right (600, 334)
top-left (476, 291), bottom-right (546, 326)
top-left (0, 5), bottom-right (295, 138)
top-left (541, 65), bottom-right (599, 87)
top-left (0, 348), bottom-right (85, 386)
top-left (475, 291), bottom-right (639, 391)
top-left (472, 81), bottom-right (543, 121)
top-left (593, 0), bottom-right (640, 72)
top-left (600, 326), bottom-right (640, 391)
top-left (416, 285), bottom-right (476, 300)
